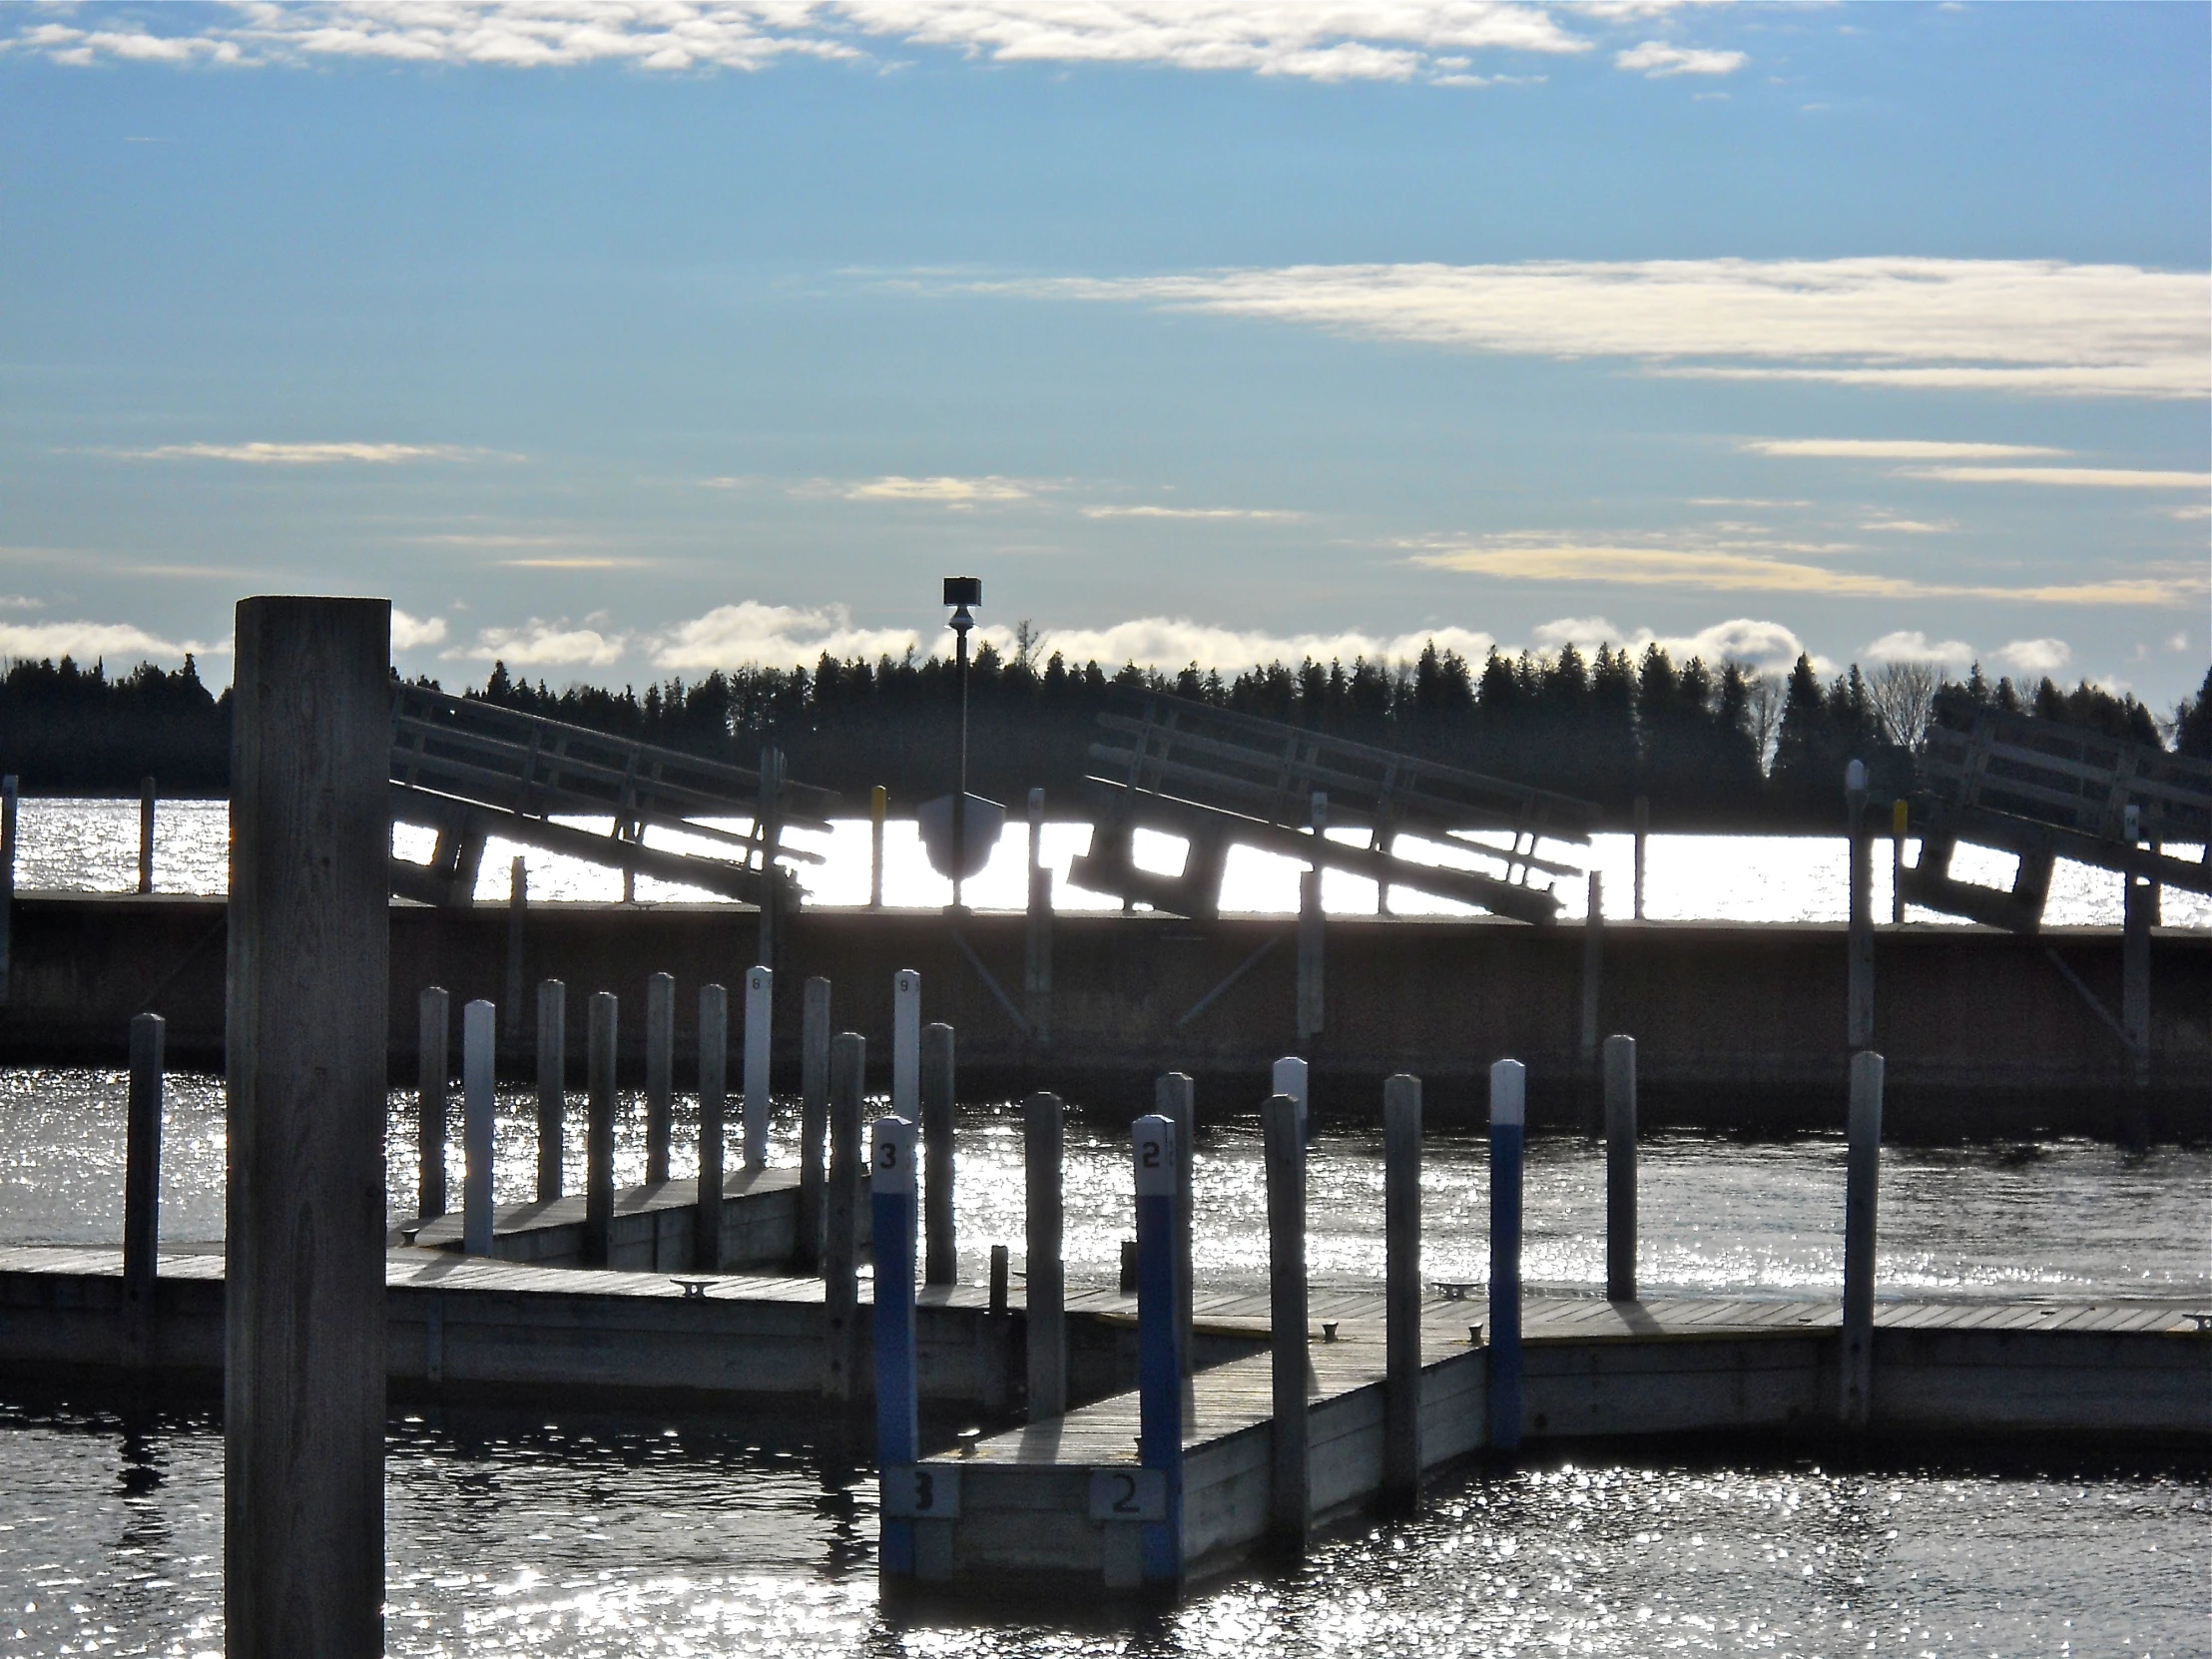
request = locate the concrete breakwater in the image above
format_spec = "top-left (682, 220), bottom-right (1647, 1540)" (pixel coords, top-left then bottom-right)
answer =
top-left (4, 892), bottom-right (2207, 1138)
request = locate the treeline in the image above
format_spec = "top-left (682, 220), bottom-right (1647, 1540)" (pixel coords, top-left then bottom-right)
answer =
top-left (4, 644), bottom-right (2206, 828)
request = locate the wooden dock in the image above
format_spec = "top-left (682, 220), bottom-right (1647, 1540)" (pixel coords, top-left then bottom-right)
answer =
top-left (403, 1169), bottom-right (821, 1272)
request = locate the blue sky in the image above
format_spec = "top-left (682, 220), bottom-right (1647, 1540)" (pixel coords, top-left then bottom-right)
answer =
top-left (1, 1), bottom-right (2206, 711)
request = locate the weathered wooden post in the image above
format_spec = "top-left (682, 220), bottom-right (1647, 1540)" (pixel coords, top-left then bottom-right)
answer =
top-left (756, 745), bottom-right (785, 969)
top-left (1487, 1058), bottom-right (1525, 1454)
top-left (1297, 792), bottom-right (1326, 1044)
top-left (585, 991), bottom-right (617, 1267)
top-left (122, 1011), bottom-right (165, 1368)
top-left (462, 999), bottom-right (496, 1256)
top-left (1382, 1072), bottom-right (1421, 1512)
top-left (798, 976), bottom-right (831, 1270)
top-left (225, 594), bottom-right (388, 1657)
top-left (892, 968), bottom-right (921, 1121)
top-left (1631, 795), bottom-right (1648, 921)
top-left (697, 982), bottom-right (727, 1272)
top-left (921, 1020), bottom-right (957, 1286)
top-left (741, 964), bottom-right (773, 1170)
top-left (1890, 798), bottom-right (1908, 925)
top-left (869, 785), bottom-right (887, 908)
top-left (0, 774), bottom-right (16, 1000)
top-left (504, 857), bottom-right (527, 1045)
top-left (1024, 1089), bottom-right (1067, 1421)
top-left (1134, 1112), bottom-right (1185, 1588)
top-left (535, 979), bottom-right (566, 1202)
top-left (138, 776), bottom-right (156, 893)
top-left (1263, 1091), bottom-right (1309, 1554)
top-left (1272, 1053), bottom-right (1309, 1140)
top-left (1155, 1071), bottom-right (1196, 1377)
top-left (417, 986), bottom-right (450, 1219)
top-left (1840, 1048), bottom-right (1884, 1429)
top-left (645, 971), bottom-right (675, 1185)
top-left (2122, 804), bottom-right (2152, 1097)
top-left (1579, 873), bottom-right (1604, 1087)
top-left (1024, 787), bottom-right (1053, 1041)
top-left (1846, 760), bottom-right (1873, 1051)
top-left (871, 1114), bottom-right (921, 1578)
top-left (1603, 1034), bottom-right (1638, 1303)
top-left (823, 1033), bottom-right (865, 1402)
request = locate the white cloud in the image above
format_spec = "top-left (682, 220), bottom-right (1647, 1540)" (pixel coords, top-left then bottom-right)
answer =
top-left (1864, 630), bottom-right (1973, 669)
top-left (115, 440), bottom-right (477, 464)
top-left (1029, 617), bottom-right (1496, 674)
top-left (651, 602), bottom-right (920, 670)
top-left (451, 618), bottom-right (627, 667)
top-left (391, 609), bottom-right (449, 650)
top-left (1746, 439), bottom-right (2067, 460)
top-left (1993, 638), bottom-right (2072, 676)
top-left (987, 259), bottom-right (2210, 399)
top-left (1079, 504), bottom-right (1305, 521)
top-left (836, 474), bottom-right (1033, 506)
top-left (0, 619), bottom-right (218, 663)
top-left (1859, 518), bottom-right (1952, 534)
top-left (1530, 615), bottom-right (1816, 676)
top-left (1903, 466), bottom-right (2212, 488)
top-left (1615, 40), bottom-right (1744, 77)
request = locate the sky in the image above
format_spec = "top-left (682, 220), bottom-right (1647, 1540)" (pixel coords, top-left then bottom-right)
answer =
top-left (0, 1), bottom-right (2207, 712)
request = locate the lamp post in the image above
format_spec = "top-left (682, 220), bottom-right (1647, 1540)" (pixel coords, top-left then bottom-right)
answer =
top-left (943, 576), bottom-right (981, 911)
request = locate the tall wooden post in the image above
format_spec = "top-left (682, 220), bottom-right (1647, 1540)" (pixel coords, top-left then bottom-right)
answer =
top-left (645, 971), bottom-right (674, 1185)
top-left (1487, 1057), bottom-right (1525, 1454)
top-left (138, 776), bottom-right (156, 893)
top-left (416, 986), bottom-right (449, 1219)
top-left (0, 774), bottom-right (16, 1000)
top-left (1155, 1071), bottom-right (1196, 1377)
top-left (1024, 788), bottom-right (1053, 1041)
top-left (122, 1011), bottom-right (165, 1368)
top-left (1603, 1034), bottom-right (1638, 1303)
top-left (462, 999), bottom-right (496, 1256)
top-left (1846, 761), bottom-right (1874, 1051)
top-left (870, 1115), bottom-right (921, 1579)
top-left (823, 1033), bottom-right (865, 1402)
top-left (1579, 872), bottom-right (1604, 1085)
top-left (892, 968), bottom-right (921, 1121)
top-left (504, 857), bottom-right (527, 1045)
top-left (756, 745), bottom-right (784, 969)
top-left (921, 1021), bottom-right (957, 1286)
top-left (1631, 795), bottom-right (1648, 921)
top-left (1133, 1113), bottom-right (1185, 1587)
top-left (1272, 1054), bottom-right (1309, 1141)
top-left (1839, 1049), bottom-right (1884, 1428)
top-left (585, 991), bottom-right (617, 1267)
top-left (1263, 1092), bottom-right (1309, 1554)
top-left (1024, 1089), bottom-right (1066, 1421)
top-left (869, 785), bottom-right (886, 908)
top-left (797, 976), bottom-right (831, 1271)
top-left (697, 982), bottom-right (727, 1272)
top-left (2122, 804), bottom-right (2152, 1096)
top-left (1891, 799), bottom-right (1908, 925)
top-left (225, 594), bottom-right (389, 1659)
top-left (534, 980), bottom-right (566, 1202)
top-left (743, 965), bottom-right (773, 1170)
top-left (1382, 1072), bottom-right (1421, 1512)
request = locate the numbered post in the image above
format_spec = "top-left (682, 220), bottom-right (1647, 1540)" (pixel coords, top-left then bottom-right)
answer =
top-left (1603, 1034), bottom-right (1638, 1303)
top-left (1382, 1073), bottom-right (1421, 1511)
top-left (1840, 1049), bottom-right (1884, 1429)
top-left (1024, 1090), bottom-right (1067, 1421)
top-left (892, 969), bottom-right (921, 1121)
top-left (585, 991), bottom-right (617, 1268)
top-left (921, 1021), bottom-right (957, 1286)
top-left (697, 983), bottom-right (728, 1272)
top-left (1133, 1113), bottom-right (1185, 1585)
top-left (1271, 1054), bottom-right (1309, 1141)
top-left (797, 976), bottom-right (831, 1270)
top-left (1263, 1092), bottom-right (1309, 1554)
top-left (1155, 1072), bottom-right (1196, 1378)
top-left (1487, 1058), bottom-right (1525, 1453)
top-left (462, 999), bottom-right (496, 1256)
top-left (743, 964), bottom-right (773, 1170)
top-left (645, 971), bottom-right (675, 1184)
top-left (871, 1115), bottom-right (920, 1577)
top-left (823, 1032), bottom-right (864, 1402)
top-left (416, 986), bottom-right (450, 1219)
top-left (534, 980), bottom-right (566, 1202)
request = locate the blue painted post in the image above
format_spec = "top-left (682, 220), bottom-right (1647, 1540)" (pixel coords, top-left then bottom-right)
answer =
top-left (1133, 1113), bottom-right (1184, 1588)
top-left (1487, 1057), bottom-right (1525, 1453)
top-left (462, 999), bottom-right (496, 1257)
top-left (871, 1114), bottom-right (920, 1578)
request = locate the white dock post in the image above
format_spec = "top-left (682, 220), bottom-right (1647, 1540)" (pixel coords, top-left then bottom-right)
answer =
top-left (824, 1032), bottom-right (866, 1403)
top-left (871, 1114), bottom-right (921, 1579)
top-left (1133, 1112), bottom-right (1185, 1588)
top-left (0, 774), bottom-right (15, 999)
top-left (1846, 760), bottom-right (1873, 1051)
top-left (1603, 1034), bottom-right (1638, 1303)
top-left (462, 999), bottom-right (496, 1257)
top-left (504, 857), bottom-right (527, 1045)
top-left (1025, 788), bottom-right (1053, 1041)
top-left (798, 976), bottom-right (831, 1270)
top-left (1487, 1058), bottom-right (1525, 1454)
top-left (892, 968), bottom-right (921, 1121)
top-left (868, 784), bottom-right (887, 909)
top-left (1024, 1089), bottom-right (1067, 1421)
top-left (921, 1021), bottom-right (957, 1286)
top-left (1271, 1053), bottom-right (1309, 1140)
top-left (1382, 1072), bottom-right (1421, 1512)
top-left (137, 776), bottom-right (156, 893)
top-left (224, 595), bottom-right (388, 1657)
top-left (1840, 1048), bottom-right (1884, 1429)
top-left (416, 986), bottom-right (450, 1219)
top-left (1632, 795), bottom-right (1648, 921)
top-left (585, 991), bottom-right (617, 1267)
top-left (1155, 1071), bottom-right (1196, 1377)
top-left (123, 1011), bottom-right (164, 1368)
top-left (534, 979), bottom-right (565, 1202)
top-left (743, 964), bottom-right (774, 1170)
top-left (697, 982), bottom-right (727, 1272)
top-left (645, 971), bottom-right (675, 1184)
top-left (1263, 1091), bottom-right (1309, 1554)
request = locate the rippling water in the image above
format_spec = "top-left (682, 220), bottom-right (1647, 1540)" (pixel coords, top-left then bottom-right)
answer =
top-left (15, 797), bottom-right (2208, 926)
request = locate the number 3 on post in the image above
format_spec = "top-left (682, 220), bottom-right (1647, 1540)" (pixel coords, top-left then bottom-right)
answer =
top-left (881, 1463), bottom-right (961, 1519)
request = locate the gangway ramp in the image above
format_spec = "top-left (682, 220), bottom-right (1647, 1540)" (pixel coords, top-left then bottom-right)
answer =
top-left (1069, 689), bottom-right (1597, 924)
top-left (388, 681), bottom-right (839, 907)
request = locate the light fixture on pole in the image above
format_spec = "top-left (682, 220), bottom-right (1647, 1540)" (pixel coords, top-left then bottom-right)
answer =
top-left (917, 577), bottom-right (1003, 912)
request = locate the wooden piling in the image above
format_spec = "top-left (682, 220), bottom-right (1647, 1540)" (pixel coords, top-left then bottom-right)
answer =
top-left (697, 982), bottom-right (727, 1272)
top-left (871, 1114), bottom-right (921, 1577)
top-left (921, 1020), bottom-right (957, 1286)
top-left (1025, 788), bottom-right (1053, 1041)
top-left (1632, 795), bottom-right (1648, 921)
top-left (824, 1032), bottom-right (865, 1402)
top-left (645, 971), bottom-right (674, 1184)
top-left (504, 857), bottom-right (527, 1043)
top-left (462, 999), bottom-right (496, 1256)
top-left (122, 1011), bottom-right (164, 1368)
top-left (1603, 1034), bottom-right (1638, 1303)
top-left (743, 965), bottom-right (774, 1170)
top-left (1263, 1092), bottom-right (1309, 1554)
top-left (1024, 1089), bottom-right (1067, 1421)
top-left (1891, 799), bottom-right (1908, 926)
top-left (1296, 867), bottom-right (1324, 1043)
top-left (1487, 1058), bottom-right (1525, 1454)
top-left (892, 968), bottom-right (921, 1121)
top-left (756, 745), bottom-right (784, 969)
top-left (798, 976), bottom-right (831, 1271)
top-left (224, 594), bottom-right (388, 1658)
top-left (988, 1242), bottom-right (1009, 1315)
top-left (1271, 1054), bottom-right (1309, 1140)
top-left (0, 774), bottom-right (15, 999)
top-left (1382, 1072), bottom-right (1421, 1512)
top-left (1155, 1071), bottom-right (1196, 1378)
top-left (416, 986), bottom-right (449, 1220)
top-left (585, 991), bottom-right (617, 1268)
top-left (1840, 1048), bottom-right (1884, 1428)
top-left (1579, 872), bottom-right (1603, 1081)
top-left (1846, 762), bottom-right (1873, 1051)
top-left (2123, 864), bottom-right (2152, 1094)
top-left (534, 980), bottom-right (565, 1202)
top-left (869, 785), bottom-right (886, 908)
top-left (137, 776), bottom-right (155, 894)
